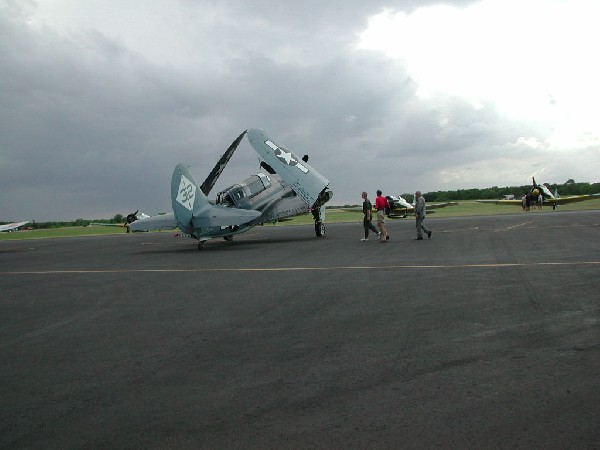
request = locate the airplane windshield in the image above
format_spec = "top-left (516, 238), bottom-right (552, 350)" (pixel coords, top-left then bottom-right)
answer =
top-left (241, 173), bottom-right (271, 198)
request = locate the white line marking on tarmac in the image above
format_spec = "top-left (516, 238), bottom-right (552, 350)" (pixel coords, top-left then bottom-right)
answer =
top-left (440, 223), bottom-right (593, 233)
top-left (506, 220), bottom-right (534, 229)
top-left (2, 260), bottom-right (600, 275)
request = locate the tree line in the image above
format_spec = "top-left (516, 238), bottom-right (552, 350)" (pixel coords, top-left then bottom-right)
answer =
top-left (8, 181), bottom-right (600, 228)
top-left (336, 180), bottom-right (600, 207)
top-left (420, 180), bottom-right (600, 202)
top-left (12, 215), bottom-right (126, 230)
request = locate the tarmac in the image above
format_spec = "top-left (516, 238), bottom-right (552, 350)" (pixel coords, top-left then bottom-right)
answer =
top-left (1, 210), bottom-right (599, 449)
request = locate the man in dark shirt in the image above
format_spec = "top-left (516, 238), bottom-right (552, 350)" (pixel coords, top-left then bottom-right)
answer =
top-left (361, 191), bottom-right (380, 241)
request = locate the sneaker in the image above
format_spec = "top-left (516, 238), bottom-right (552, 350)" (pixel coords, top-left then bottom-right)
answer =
top-left (427, 231), bottom-right (432, 239)
top-left (376, 232), bottom-right (381, 238)
top-left (360, 238), bottom-right (368, 241)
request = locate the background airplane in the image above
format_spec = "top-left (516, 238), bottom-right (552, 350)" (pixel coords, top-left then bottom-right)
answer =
top-left (90, 211), bottom-right (150, 231)
top-left (342, 195), bottom-right (457, 218)
top-left (0, 221), bottom-right (30, 232)
top-left (129, 128), bottom-right (333, 248)
top-left (476, 177), bottom-right (600, 209)
top-left (385, 195), bottom-right (458, 218)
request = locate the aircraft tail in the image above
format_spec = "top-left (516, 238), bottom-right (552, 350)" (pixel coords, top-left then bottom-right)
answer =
top-left (171, 164), bottom-right (260, 234)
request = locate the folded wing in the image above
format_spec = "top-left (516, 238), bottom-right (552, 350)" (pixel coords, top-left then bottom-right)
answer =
top-left (247, 128), bottom-right (330, 208)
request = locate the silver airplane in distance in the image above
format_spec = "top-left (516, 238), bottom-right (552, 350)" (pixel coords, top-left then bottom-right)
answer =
top-left (129, 128), bottom-right (333, 249)
top-left (385, 195), bottom-right (458, 218)
top-left (0, 221), bottom-right (30, 232)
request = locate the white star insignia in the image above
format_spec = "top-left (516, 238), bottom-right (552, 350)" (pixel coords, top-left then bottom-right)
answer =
top-left (277, 149), bottom-right (296, 165)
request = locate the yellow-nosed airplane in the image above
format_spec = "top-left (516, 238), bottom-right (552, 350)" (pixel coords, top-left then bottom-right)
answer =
top-left (476, 178), bottom-right (600, 210)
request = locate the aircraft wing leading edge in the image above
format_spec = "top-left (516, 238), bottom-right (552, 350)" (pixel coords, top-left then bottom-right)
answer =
top-left (477, 194), bottom-right (600, 206)
top-left (200, 130), bottom-right (247, 196)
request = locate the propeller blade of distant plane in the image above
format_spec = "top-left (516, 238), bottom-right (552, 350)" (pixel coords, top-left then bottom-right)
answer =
top-left (200, 130), bottom-right (247, 196)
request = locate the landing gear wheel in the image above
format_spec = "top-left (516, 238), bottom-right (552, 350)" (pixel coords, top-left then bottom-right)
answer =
top-left (315, 221), bottom-right (326, 237)
top-left (223, 235), bottom-right (233, 241)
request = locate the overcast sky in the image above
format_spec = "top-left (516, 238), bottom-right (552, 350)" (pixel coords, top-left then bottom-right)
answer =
top-left (2, 0), bottom-right (599, 221)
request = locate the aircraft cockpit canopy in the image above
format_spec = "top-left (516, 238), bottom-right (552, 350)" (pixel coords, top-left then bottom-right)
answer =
top-left (243, 172), bottom-right (271, 197)
top-left (217, 172), bottom-right (271, 208)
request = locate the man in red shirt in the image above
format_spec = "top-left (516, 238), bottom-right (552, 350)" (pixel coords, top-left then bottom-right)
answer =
top-left (375, 190), bottom-right (389, 242)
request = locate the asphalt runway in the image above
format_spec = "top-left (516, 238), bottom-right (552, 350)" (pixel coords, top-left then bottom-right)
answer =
top-left (1, 210), bottom-right (599, 449)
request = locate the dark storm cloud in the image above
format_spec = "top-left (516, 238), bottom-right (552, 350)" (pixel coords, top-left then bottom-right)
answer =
top-left (0, 0), bottom-right (566, 220)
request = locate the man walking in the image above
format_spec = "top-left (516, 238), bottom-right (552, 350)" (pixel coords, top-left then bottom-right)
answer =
top-left (360, 191), bottom-right (380, 241)
top-left (415, 191), bottom-right (432, 240)
top-left (375, 190), bottom-right (389, 242)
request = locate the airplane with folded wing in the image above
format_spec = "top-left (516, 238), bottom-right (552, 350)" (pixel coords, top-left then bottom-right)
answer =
top-left (0, 221), bottom-right (30, 232)
top-left (476, 177), bottom-right (600, 210)
top-left (129, 128), bottom-right (333, 249)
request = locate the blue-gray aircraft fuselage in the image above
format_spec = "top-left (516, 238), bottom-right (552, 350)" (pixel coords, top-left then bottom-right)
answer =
top-left (129, 129), bottom-right (333, 248)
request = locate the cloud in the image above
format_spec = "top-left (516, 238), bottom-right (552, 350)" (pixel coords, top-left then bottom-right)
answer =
top-left (1, 0), bottom-right (598, 221)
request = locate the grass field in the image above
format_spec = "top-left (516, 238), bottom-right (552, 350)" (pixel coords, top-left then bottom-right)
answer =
top-left (0, 224), bottom-right (127, 241)
top-left (2, 198), bottom-right (600, 241)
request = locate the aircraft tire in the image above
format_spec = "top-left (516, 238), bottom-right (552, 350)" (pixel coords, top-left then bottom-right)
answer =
top-left (315, 222), bottom-right (326, 237)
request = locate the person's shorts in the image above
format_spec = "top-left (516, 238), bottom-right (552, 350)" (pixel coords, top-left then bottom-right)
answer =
top-left (377, 210), bottom-right (385, 222)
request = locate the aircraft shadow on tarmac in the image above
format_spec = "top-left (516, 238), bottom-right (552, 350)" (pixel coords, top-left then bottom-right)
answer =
top-left (132, 232), bottom-right (320, 254)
